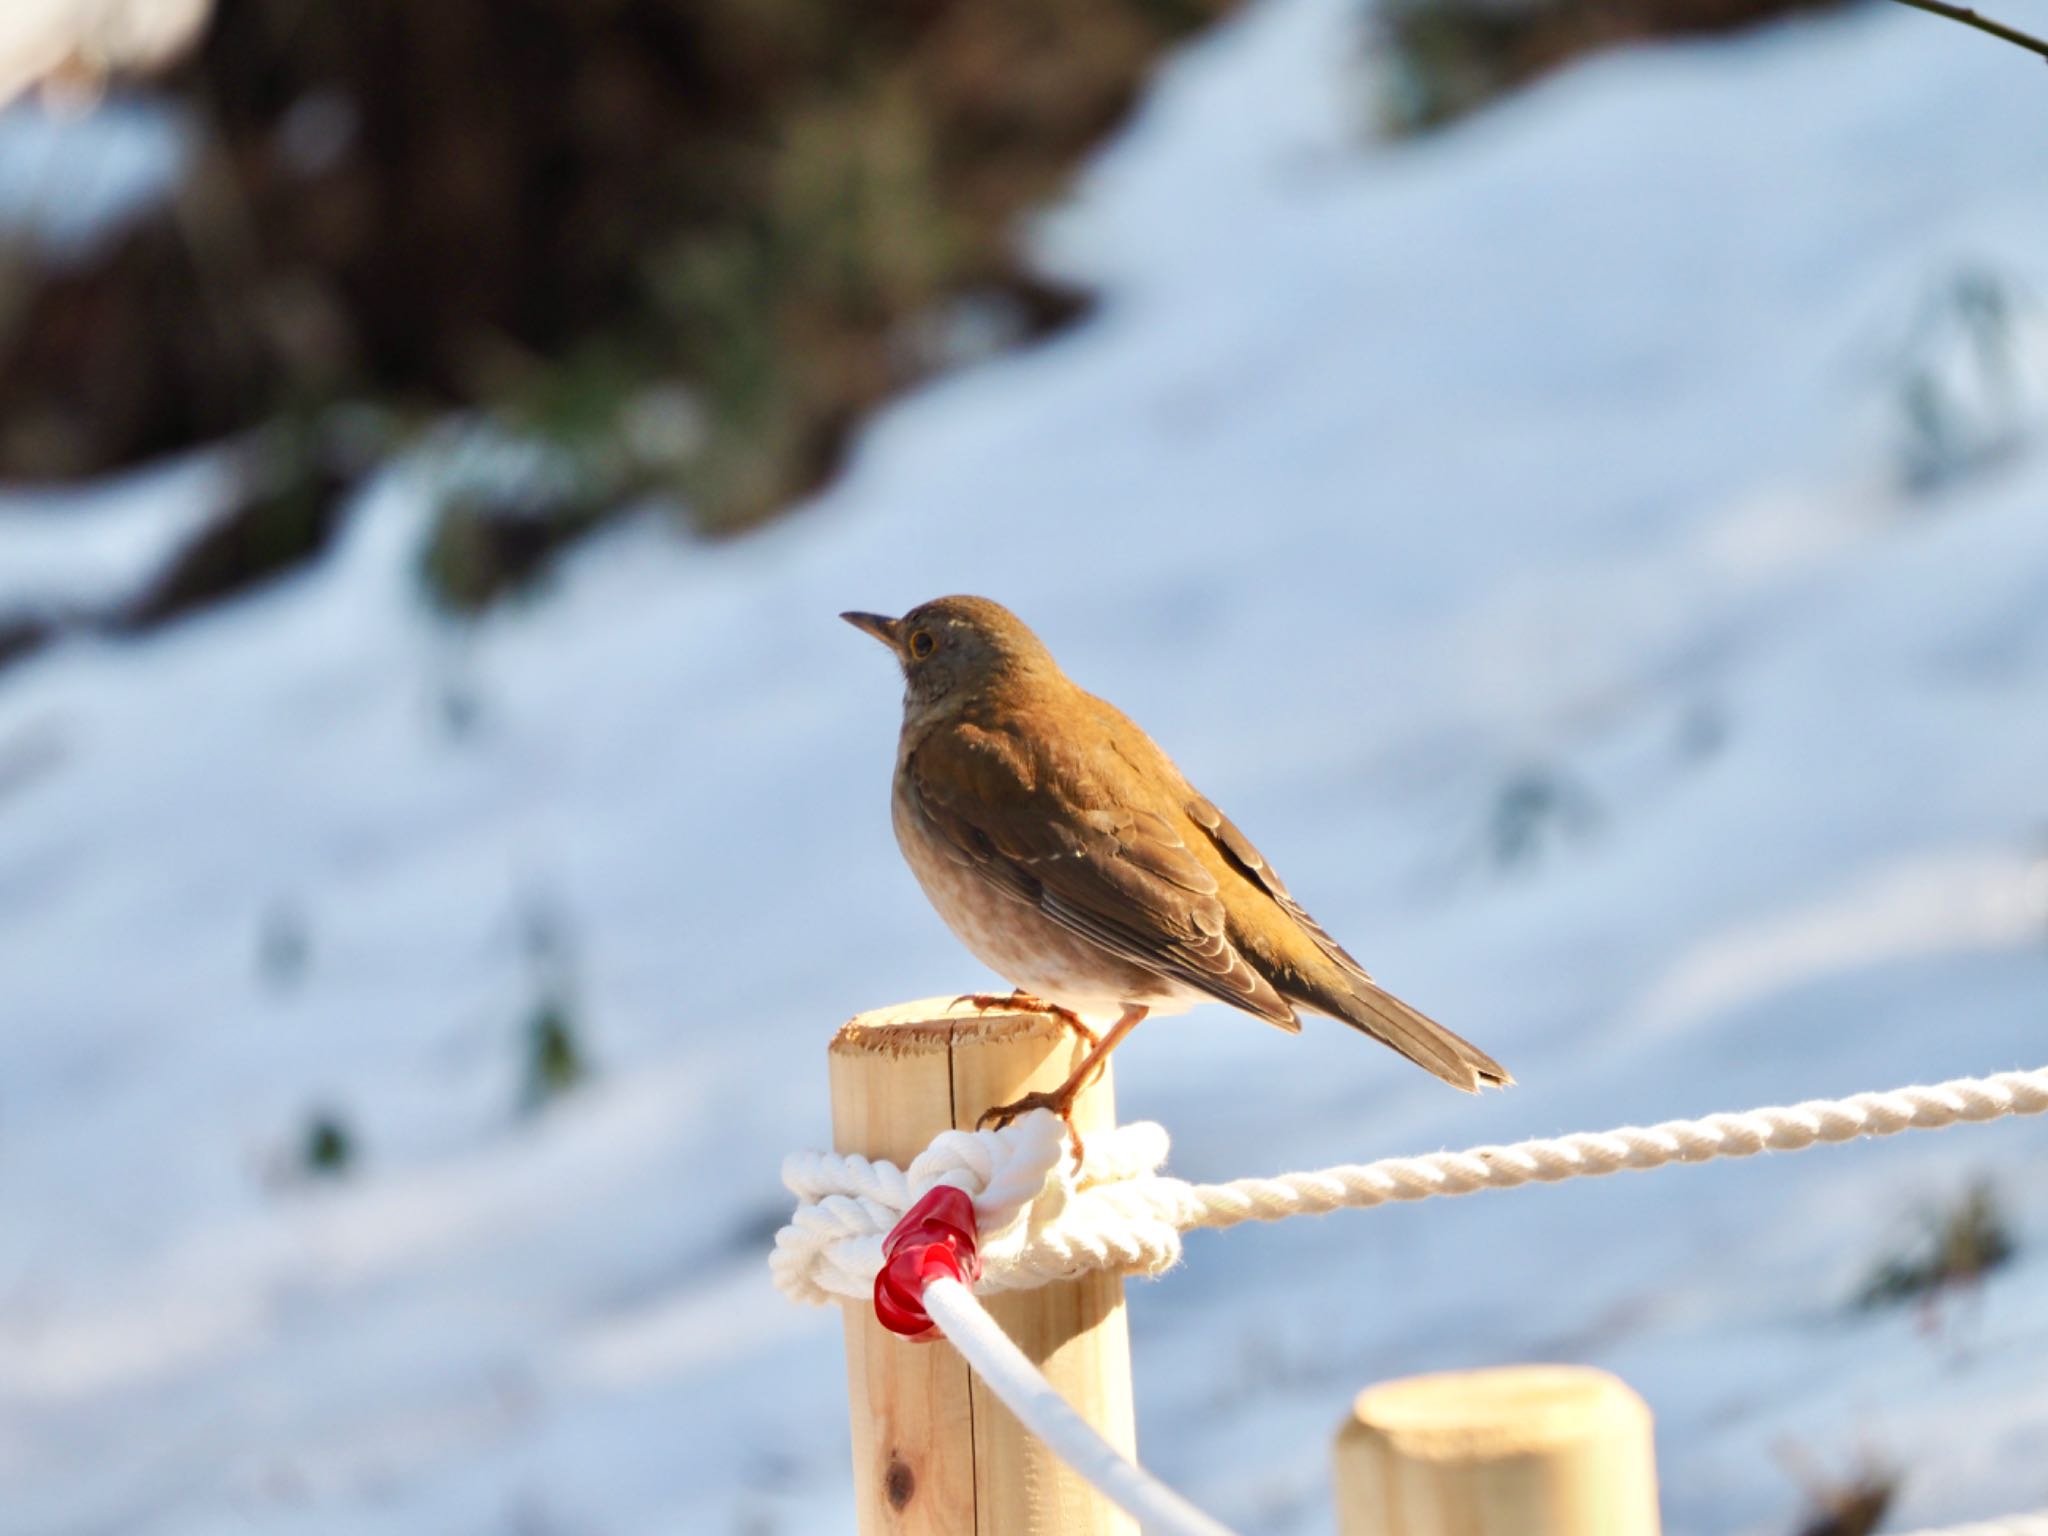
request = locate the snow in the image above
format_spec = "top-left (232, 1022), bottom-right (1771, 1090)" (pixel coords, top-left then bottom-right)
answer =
top-left (5, 2), bottom-right (2048, 1532)
top-left (0, 451), bottom-right (230, 614)
top-left (0, 93), bottom-right (187, 257)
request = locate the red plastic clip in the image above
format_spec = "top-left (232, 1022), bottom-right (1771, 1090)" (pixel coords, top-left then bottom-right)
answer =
top-left (873, 1186), bottom-right (982, 1341)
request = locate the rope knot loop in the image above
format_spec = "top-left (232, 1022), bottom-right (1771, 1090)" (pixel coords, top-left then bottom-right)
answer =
top-left (771, 1112), bottom-right (1186, 1306)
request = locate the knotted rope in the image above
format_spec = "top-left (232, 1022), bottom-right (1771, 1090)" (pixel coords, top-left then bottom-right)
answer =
top-left (773, 1063), bottom-right (2048, 1306)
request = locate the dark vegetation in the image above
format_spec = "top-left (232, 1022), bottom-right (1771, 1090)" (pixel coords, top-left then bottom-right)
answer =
top-left (1375, 0), bottom-right (1842, 135)
top-left (1784, 1457), bottom-right (1897, 1536)
top-left (1853, 1177), bottom-right (2016, 1312)
top-left (0, 0), bottom-right (1233, 621)
top-left (300, 1108), bottom-right (355, 1176)
top-left (521, 991), bottom-right (592, 1112)
top-left (1489, 765), bottom-right (1599, 869)
top-left (1891, 266), bottom-right (2041, 494)
top-left (517, 892), bottom-right (591, 1113)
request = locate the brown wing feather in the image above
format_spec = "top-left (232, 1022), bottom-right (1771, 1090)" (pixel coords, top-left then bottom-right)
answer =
top-left (1187, 794), bottom-right (1376, 983)
top-left (1185, 794), bottom-right (1512, 1090)
top-left (905, 719), bottom-right (1299, 1028)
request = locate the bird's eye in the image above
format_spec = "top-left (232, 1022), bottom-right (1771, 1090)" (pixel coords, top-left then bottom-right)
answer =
top-left (909, 629), bottom-right (935, 659)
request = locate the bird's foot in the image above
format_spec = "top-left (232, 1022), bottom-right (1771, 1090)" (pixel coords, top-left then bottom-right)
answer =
top-left (977, 1085), bottom-right (1087, 1168)
top-left (971, 1002), bottom-right (1146, 1171)
top-left (976, 1085), bottom-right (1075, 1132)
top-left (949, 990), bottom-right (1100, 1048)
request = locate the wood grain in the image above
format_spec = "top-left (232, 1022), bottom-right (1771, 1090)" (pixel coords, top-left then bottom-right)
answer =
top-left (831, 997), bottom-right (1138, 1535)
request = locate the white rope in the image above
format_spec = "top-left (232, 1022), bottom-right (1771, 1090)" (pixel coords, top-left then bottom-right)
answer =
top-left (773, 1065), bottom-right (2048, 1536)
top-left (923, 1277), bottom-right (1237, 1536)
top-left (928, 1278), bottom-right (2048, 1536)
top-left (773, 1064), bottom-right (2048, 1305)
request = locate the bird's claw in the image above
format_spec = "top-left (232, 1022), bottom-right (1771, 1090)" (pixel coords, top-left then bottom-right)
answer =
top-left (976, 1089), bottom-right (1087, 1169)
top-left (952, 990), bottom-right (1019, 1015)
top-left (976, 1088), bottom-right (1067, 1131)
top-left (949, 991), bottom-right (1100, 1048)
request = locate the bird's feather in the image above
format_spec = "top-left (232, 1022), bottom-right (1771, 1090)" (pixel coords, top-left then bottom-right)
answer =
top-left (904, 711), bottom-right (1301, 1029)
top-left (1186, 793), bottom-right (1511, 1091)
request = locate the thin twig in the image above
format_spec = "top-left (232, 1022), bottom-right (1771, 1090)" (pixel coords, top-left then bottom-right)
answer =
top-left (1885, 0), bottom-right (2048, 63)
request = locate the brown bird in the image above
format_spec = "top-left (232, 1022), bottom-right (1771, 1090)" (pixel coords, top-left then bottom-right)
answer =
top-left (842, 595), bottom-right (1510, 1131)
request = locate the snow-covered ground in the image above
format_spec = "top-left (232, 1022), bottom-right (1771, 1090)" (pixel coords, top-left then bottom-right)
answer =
top-left (0, 453), bottom-right (231, 616)
top-left (5, 1), bottom-right (2048, 1531)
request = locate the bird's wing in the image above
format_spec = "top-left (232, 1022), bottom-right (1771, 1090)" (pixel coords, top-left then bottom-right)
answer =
top-left (1185, 794), bottom-right (1377, 986)
top-left (904, 720), bottom-right (1299, 1028)
top-left (1186, 793), bottom-right (1512, 1090)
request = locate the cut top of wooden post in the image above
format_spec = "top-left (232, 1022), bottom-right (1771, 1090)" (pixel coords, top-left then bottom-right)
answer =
top-left (1335, 1365), bottom-right (1660, 1536)
top-left (833, 996), bottom-right (1084, 1057)
top-left (830, 995), bottom-right (1122, 1163)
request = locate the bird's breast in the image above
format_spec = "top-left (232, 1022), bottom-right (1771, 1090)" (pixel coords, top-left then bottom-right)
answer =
top-left (888, 772), bottom-right (1196, 1022)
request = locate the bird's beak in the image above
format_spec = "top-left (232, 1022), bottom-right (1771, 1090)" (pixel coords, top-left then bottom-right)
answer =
top-left (840, 611), bottom-right (904, 653)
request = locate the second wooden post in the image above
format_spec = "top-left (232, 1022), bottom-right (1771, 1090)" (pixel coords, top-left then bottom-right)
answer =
top-left (1333, 1364), bottom-right (1661, 1536)
top-left (831, 996), bottom-right (1139, 1536)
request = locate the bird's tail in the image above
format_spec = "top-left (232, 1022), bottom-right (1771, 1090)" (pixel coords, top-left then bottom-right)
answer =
top-left (1332, 980), bottom-right (1512, 1093)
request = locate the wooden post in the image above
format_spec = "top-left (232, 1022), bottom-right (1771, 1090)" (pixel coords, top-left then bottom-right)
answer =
top-left (831, 996), bottom-right (1138, 1536)
top-left (1333, 1365), bottom-right (1661, 1536)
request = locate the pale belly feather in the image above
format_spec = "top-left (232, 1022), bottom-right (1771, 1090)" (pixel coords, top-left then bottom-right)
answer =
top-left (891, 779), bottom-right (1199, 1023)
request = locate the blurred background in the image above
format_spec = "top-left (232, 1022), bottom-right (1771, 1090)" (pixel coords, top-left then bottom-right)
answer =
top-left (3, 0), bottom-right (2048, 1532)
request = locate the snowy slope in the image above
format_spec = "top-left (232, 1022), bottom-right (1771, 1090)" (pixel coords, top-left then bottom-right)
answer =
top-left (5, 1), bottom-right (2048, 1532)
top-left (0, 452), bottom-right (231, 615)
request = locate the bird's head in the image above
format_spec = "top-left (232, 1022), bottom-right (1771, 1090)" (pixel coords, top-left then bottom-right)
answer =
top-left (841, 595), bottom-right (1057, 719)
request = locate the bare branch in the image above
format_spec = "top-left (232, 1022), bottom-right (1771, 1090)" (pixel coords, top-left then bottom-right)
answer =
top-left (1886, 0), bottom-right (2048, 63)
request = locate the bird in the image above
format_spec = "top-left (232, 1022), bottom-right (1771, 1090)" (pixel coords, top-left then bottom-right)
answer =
top-left (841, 595), bottom-right (1510, 1134)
